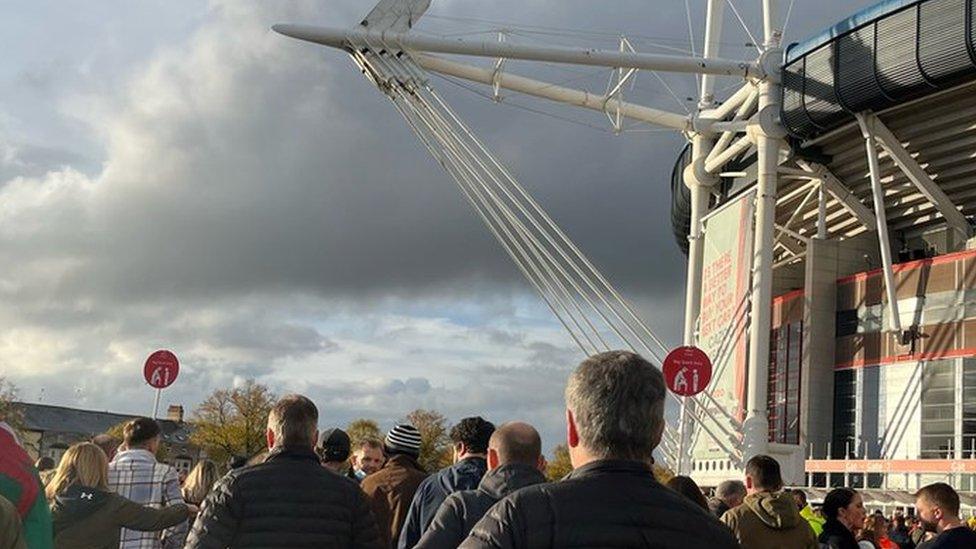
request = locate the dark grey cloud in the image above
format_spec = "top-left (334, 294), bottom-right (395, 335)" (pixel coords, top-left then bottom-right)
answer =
top-left (0, 0), bottom-right (878, 453)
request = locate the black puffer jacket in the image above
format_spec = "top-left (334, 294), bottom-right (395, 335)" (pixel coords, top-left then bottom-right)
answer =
top-left (415, 463), bottom-right (546, 549)
top-left (185, 446), bottom-right (382, 549)
top-left (819, 519), bottom-right (858, 549)
top-left (459, 459), bottom-right (739, 549)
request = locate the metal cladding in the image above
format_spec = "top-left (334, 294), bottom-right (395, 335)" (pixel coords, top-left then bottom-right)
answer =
top-left (781, 0), bottom-right (976, 139)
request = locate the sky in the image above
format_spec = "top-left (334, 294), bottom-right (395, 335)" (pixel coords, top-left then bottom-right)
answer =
top-left (0, 0), bottom-right (875, 453)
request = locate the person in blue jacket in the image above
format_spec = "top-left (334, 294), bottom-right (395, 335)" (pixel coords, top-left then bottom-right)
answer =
top-left (397, 416), bottom-right (494, 549)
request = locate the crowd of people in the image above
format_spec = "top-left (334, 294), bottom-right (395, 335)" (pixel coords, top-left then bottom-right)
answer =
top-left (2, 350), bottom-right (976, 548)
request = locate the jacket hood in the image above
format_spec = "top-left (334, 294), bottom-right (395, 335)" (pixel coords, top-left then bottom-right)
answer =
top-left (744, 491), bottom-right (802, 530)
top-left (53, 485), bottom-right (111, 524)
top-left (478, 463), bottom-right (546, 500)
top-left (437, 456), bottom-right (487, 494)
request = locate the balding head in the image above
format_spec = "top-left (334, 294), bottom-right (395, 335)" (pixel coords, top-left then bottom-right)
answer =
top-left (487, 422), bottom-right (542, 470)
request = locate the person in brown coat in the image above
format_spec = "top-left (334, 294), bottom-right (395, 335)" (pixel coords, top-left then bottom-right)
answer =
top-left (721, 454), bottom-right (818, 549)
top-left (47, 442), bottom-right (192, 549)
top-left (360, 424), bottom-right (427, 548)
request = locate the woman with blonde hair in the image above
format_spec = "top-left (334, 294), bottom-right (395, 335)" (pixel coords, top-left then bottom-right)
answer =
top-left (47, 442), bottom-right (192, 549)
top-left (181, 459), bottom-right (219, 509)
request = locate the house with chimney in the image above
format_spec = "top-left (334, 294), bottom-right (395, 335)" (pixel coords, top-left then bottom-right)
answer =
top-left (16, 402), bottom-right (203, 474)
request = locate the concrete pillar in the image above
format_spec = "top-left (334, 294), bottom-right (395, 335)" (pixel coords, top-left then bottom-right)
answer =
top-left (802, 238), bottom-right (839, 460)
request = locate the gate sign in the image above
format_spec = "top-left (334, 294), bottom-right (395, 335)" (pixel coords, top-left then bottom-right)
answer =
top-left (144, 350), bottom-right (179, 389)
top-left (663, 346), bottom-right (712, 397)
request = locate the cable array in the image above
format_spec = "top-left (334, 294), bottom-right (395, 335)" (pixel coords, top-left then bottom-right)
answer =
top-left (347, 40), bottom-right (744, 469)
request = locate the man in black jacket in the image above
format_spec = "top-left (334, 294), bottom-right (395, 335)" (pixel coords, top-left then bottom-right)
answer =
top-left (398, 416), bottom-right (495, 548)
top-left (185, 394), bottom-right (382, 549)
top-left (415, 422), bottom-right (546, 549)
top-left (460, 350), bottom-right (739, 549)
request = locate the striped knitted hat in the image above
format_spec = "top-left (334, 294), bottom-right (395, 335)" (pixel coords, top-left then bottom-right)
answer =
top-left (384, 423), bottom-right (422, 456)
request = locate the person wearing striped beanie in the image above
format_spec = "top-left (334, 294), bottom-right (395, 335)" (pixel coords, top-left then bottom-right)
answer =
top-left (361, 424), bottom-right (428, 548)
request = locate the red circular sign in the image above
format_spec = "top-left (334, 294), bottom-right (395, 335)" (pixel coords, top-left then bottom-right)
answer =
top-left (144, 350), bottom-right (179, 389)
top-left (663, 346), bottom-right (712, 396)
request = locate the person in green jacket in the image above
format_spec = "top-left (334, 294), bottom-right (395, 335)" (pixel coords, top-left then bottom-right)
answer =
top-left (46, 443), bottom-right (192, 549)
top-left (0, 422), bottom-right (53, 549)
top-left (791, 488), bottom-right (826, 536)
top-left (0, 494), bottom-right (27, 549)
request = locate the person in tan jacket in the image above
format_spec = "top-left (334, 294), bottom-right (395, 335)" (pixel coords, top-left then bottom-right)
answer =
top-left (46, 443), bottom-right (192, 549)
top-left (360, 424), bottom-right (427, 548)
top-left (721, 454), bottom-right (818, 549)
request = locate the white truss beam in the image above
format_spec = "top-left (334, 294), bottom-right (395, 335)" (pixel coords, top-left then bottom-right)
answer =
top-left (859, 112), bottom-right (973, 239)
top-left (272, 24), bottom-right (763, 79)
top-left (795, 160), bottom-right (877, 231)
top-left (414, 54), bottom-right (690, 131)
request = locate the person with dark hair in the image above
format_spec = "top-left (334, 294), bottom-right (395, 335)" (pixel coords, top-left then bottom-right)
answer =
top-left (721, 454), bottom-right (817, 549)
top-left (318, 428), bottom-right (352, 473)
top-left (415, 422), bottom-right (547, 549)
top-left (361, 423), bottom-right (427, 548)
top-left (91, 434), bottom-right (120, 463)
top-left (820, 487), bottom-right (866, 549)
top-left (666, 476), bottom-right (708, 510)
top-left (185, 394), bottom-right (382, 549)
top-left (791, 488), bottom-right (825, 536)
top-left (914, 483), bottom-right (976, 548)
top-left (35, 457), bottom-right (56, 487)
top-left (709, 480), bottom-right (746, 518)
top-left (460, 351), bottom-right (737, 549)
top-left (398, 416), bottom-right (495, 549)
top-left (108, 417), bottom-right (188, 549)
top-left (888, 513), bottom-right (914, 549)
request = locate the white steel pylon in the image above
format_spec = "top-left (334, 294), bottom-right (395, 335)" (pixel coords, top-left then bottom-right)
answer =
top-left (275, 0), bottom-right (790, 475)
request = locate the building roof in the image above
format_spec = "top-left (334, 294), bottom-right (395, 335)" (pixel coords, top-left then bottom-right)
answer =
top-left (786, 0), bottom-right (916, 61)
top-left (16, 402), bottom-right (194, 445)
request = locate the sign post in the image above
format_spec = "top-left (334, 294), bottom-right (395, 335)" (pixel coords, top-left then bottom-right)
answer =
top-left (663, 346), bottom-right (712, 397)
top-left (144, 350), bottom-right (180, 418)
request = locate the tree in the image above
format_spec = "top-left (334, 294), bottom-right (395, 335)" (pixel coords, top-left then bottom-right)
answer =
top-left (545, 444), bottom-right (572, 481)
top-left (346, 418), bottom-right (381, 446)
top-left (0, 377), bottom-right (23, 433)
top-left (652, 463), bottom-right (675, 484)
top-left (405, 409), bottom-right (452, 472)
top-left (190, 380), bottom-right (276, 464)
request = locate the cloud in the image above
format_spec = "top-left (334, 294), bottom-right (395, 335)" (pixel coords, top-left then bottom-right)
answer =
top-left (0, 0), bottom-right (880, 456)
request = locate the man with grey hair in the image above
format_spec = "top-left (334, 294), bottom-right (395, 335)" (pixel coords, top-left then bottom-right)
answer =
top-left (709, 480), bottom-right (747, 518)
top-left (460, 350), bottom-right (737, 548)
top-left (186, 394), bottom-right (382, 549)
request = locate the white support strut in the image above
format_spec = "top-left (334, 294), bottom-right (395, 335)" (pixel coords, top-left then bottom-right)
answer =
top-left (414, 54), bottom-right (691, 131)
top-left (856, 113), bottom-right (904, 336)
top-left (272, 24), bottom-right (763, 79)
top-left (858, 112), bottom-right (973, 239)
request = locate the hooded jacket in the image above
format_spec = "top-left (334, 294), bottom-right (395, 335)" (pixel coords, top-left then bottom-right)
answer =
top-left (459, 459), bottom-right (738, 549)
top-left (398, 456), bottom-right (487, 549)
top-left (50, 485), bottom-right (189, 549)
top-left (414, 463), bottom-right (546, 549)
top-left (361, 453), bottom-right (428, 549)
top-left (721, 491), bottom-right (818, 549)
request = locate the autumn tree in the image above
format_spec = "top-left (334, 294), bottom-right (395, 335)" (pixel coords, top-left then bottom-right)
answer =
top-left (0, 377), bottom-right (23, 433)
top-left (346, 418), bottom-right (382, 446)
top-left (190, 380), bottom-right (276, 464)
top-left (405, 409), bottom-right (452, 472)
top-left (545, 444), bottom-right (572, 481)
